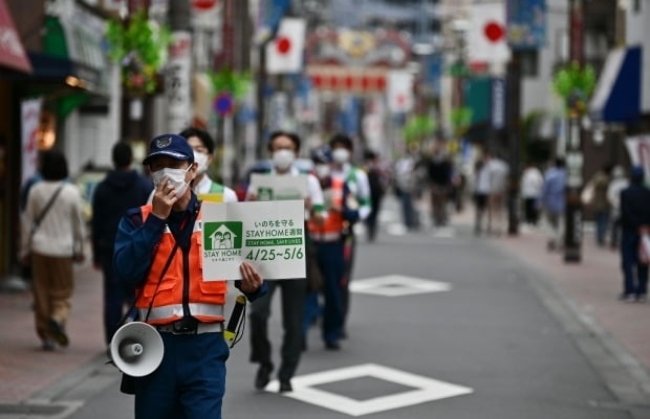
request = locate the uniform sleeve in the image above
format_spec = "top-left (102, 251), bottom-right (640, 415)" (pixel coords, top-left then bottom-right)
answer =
top-left (113, 208), bottom-right (167, 289)
top-left (224, 187), bottom-right (239, 203)
top-left (91, 183), bottom-right (105, 264)
top-left (355, 169), bottom-right (372, 220)
top-left (307, 174), bottom-right (325, 214)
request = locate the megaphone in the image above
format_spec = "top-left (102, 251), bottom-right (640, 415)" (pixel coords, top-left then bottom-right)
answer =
top-left (109, 322), bottom-right (164, 377)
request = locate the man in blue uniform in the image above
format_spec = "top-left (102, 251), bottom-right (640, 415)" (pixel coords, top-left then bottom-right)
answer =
top-left (113, 134), bottom-right (266, 419)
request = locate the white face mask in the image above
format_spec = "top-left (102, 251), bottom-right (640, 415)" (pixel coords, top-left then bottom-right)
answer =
top-left (315, 164), bottom-right (330, 178)
top-left (272, 149), bottom-right (295, 170)
top-left (151, 166), bottom-right (191, 198)
top-left (332, 148), bottom-right (350, 164)
top-left (193, 151), bottom-right (209, 174)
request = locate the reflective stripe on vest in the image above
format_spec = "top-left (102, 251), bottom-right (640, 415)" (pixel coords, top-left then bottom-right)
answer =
top-left (136, 204), bottom-right (227, 325)
top-left (308, 176), bottom-right (345, 240)
top-left (139, 303), bottom-right (225, 324)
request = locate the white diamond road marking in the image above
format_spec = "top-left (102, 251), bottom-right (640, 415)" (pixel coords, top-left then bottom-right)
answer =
top-left (350, 275), bottom-right (451, 297)
top-left (266, 363), bottom-right (473, 417)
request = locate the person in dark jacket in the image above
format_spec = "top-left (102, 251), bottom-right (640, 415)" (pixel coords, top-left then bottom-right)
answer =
top-left (92, 141), bottom-right (153, 344)
top-left (619, 166), bottom-right (650, 303)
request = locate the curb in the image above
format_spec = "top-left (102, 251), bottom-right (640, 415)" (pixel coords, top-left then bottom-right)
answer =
top-left (486, 238), bottom-right (650, 418)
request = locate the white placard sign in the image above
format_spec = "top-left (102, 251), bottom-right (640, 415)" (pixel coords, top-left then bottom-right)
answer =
top-left (249, 173), bottom-right (308, 200)
top-left (202, 200), bottom-right (306, 280)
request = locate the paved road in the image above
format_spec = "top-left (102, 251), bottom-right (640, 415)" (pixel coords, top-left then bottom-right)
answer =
top-left (44, 220), bottom-right (644, 419)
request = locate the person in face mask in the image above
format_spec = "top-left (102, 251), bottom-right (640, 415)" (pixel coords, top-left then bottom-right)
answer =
top-left (245, 131), bottom-right (325, 393)
top-left (178, 128), bottom-right (239, 203)
top-left (112, 134), bottom-right (266, 419)
top-left (328, 133), bottom-right (372, 339)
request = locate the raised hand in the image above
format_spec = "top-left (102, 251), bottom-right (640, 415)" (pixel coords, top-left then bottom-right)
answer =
top-left (151, 176), bottom-right (177, 219)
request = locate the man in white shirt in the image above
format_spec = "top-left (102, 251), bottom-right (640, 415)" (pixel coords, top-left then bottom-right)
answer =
top-left (246, 131), bottom-right (324, 393)
top-left (520, 162), bottom-right (544, 226)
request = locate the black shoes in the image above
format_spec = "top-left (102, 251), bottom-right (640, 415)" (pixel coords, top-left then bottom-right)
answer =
top-left (49, 319), bottom-right (69, 347)
top-left (279, 380), bottom-right (293, 393)
top-left (255, 364), bottom-right (273, 390)
top-left (325, 341), bottom-right (340, 351)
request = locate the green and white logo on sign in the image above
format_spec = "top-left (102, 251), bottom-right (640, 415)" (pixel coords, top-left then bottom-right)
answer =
top-left (204, 222), bottom-right (243, 250)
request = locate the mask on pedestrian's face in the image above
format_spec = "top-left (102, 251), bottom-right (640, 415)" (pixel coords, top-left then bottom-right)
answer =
top-left (193, 151), bottom-right (209, 174)
top-left (315, 164), bottom-right (330, 179)
top-left (332, 148), bottom-right (350, 164)
top-left (151, 166), bottom-right (192, 198)
top-left (272, 149), bottom-right (296, 170)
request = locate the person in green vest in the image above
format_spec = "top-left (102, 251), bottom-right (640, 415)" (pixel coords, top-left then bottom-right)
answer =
top-left (179, 127), bottom-right (239, 203)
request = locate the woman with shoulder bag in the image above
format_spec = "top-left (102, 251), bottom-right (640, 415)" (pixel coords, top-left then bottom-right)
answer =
top-left (20, 150), bottom-right (86, 351)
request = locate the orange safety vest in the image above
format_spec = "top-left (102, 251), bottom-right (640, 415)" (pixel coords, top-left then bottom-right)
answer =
top-left (308, 176), bottom-right (345, 242)
top-left (135, 205), bottom-right (227, 325)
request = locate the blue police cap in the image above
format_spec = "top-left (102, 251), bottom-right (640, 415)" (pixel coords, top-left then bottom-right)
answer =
top-left (143, 134), bottom-right (194, 165)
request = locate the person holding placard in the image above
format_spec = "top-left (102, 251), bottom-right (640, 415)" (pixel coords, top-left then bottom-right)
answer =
top-left (113, 134), bottom-right (266, 419)
top-left (246, 131), bottom-right (325, 393)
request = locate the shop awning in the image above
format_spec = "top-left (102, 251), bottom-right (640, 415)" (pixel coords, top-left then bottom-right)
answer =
top-left (589, 46), bottom-right (641, 123)
top-left (0, 0), bottom-right (32, 73)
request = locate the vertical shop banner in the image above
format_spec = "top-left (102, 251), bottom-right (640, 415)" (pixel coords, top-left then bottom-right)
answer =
top-left (468, 3), bottom-right (510, 65)
top-left (386, 71), bottom-right (414, 114)
top-left (21, 98), bottom-right (42, 187)
top-left (491, 78), bottom-right (506, 129)
top-left (202, 200), bottom-right (306, 280)
top-left (166, 31), bottom-right (193, 134)
top-left (266, 18), bottom-right (306, 74)
top-left (506, 0), bottom-right (547, 50)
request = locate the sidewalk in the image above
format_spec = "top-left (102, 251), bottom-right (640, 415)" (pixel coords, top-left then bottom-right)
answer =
top-left (441, 202), bottom-right (650, 377)
top-left (0, 263), bottom-right (105, 403)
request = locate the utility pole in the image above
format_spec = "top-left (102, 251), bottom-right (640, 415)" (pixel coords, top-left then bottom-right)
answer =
top-left (256, 42), bottom-right (269, 160)
top-left (563, 0), bottom-right (585, 263)
top-left (166, 0), bottom-right (192, 134)
top-left (506, 53), bottom-right (521, 236)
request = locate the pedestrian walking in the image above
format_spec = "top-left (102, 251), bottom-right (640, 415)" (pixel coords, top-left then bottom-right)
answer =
top-left (304, 145), bottom-right (358, 351)
top-left (20, 149), bottom-right (86, 351)
top-left (363, 149), bottom-right (388, 242)
top-left (329, 133), bottom-right (371, 337)
top-left (113, 133), bottom-right (266, 419)
top-left (618, 166), bottom-right (650, 303)
top-left (92, 141), bottom-right (153, 345)
top-left (426, 141), bottom-right (453, 227)
top-left (473, 157), bottom-right (490, 235)
top-left (541, 157), bottom-right (567, 251)
top-left (179, 127), bottom-right (238, 202)
top-left (520, 162), bottom-right (544, 226)
top-left (247, 131), bottom-right (325, 393)
top-left (394, 154), bottom-right (419, 231)
top-left (485, 152), bottom-right (509, 236)
top-left (607, 165), bottom-right (628, 249)
top-left (589, 164), bottom-right (613, 247)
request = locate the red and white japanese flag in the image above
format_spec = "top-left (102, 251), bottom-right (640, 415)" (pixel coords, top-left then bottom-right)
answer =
top-left (386, 71), bottom-right (414, 114)
top-left (467, 3), bottom-right (511, 66)
top-left (266, 18), bottom-right (306, 74)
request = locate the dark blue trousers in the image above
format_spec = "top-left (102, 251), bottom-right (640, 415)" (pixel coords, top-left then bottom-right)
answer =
top-left (621, 231), bottom-right (649, 297)
top-left (317, 241), bottom-right (346, 344)
top-left (134, 332), bottom-right (229, 419)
